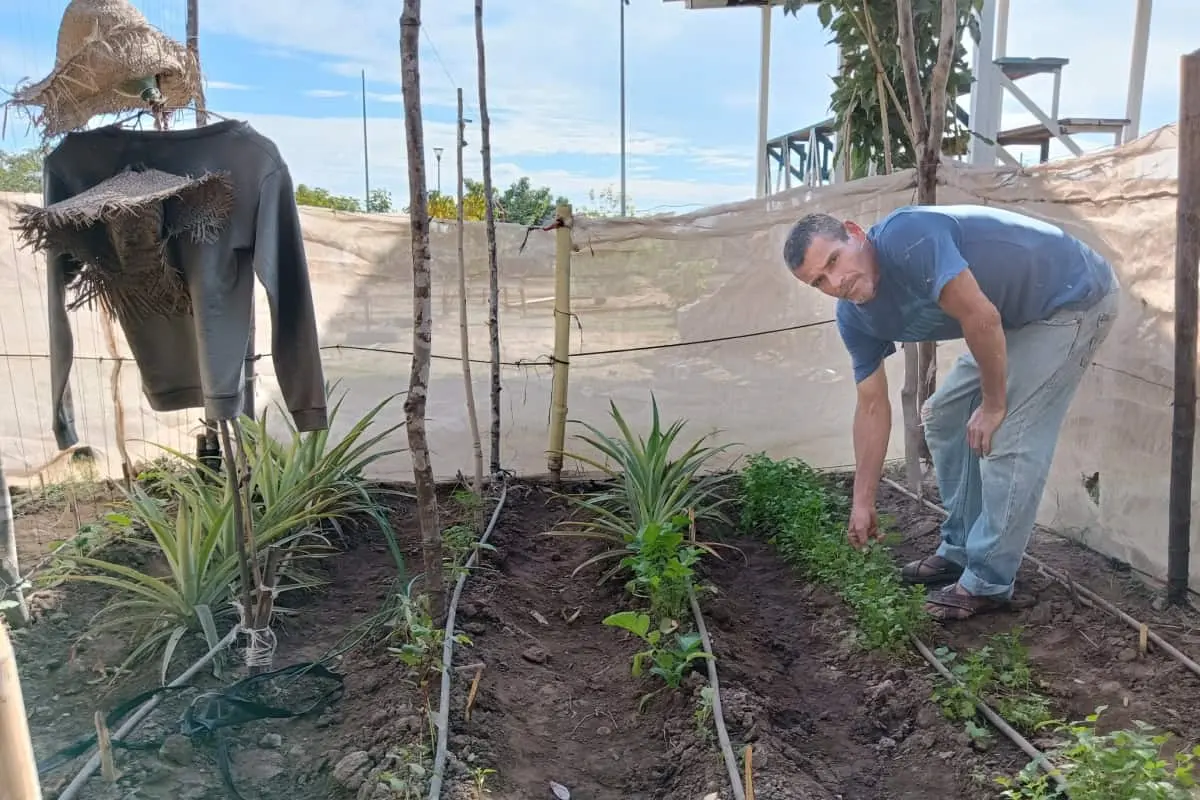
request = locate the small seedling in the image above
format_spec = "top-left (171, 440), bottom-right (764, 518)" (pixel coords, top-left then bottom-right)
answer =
top-left (932, 631), bottom-right (1053, 737)
top-left (996, 707), bottom-right (1200, 799)
top-left (602, 610), bottom-right (712, 694)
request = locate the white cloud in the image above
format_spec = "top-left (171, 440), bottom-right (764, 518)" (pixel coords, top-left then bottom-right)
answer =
top-left (306, 89), bottom-right (351, 99)
top-left (205, 80), bottom-right (252, 91)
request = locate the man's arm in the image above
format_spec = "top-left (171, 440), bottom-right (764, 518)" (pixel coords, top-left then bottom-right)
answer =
top-left (852, 364), bottom-right (891, 510)
top-left (937, 269), bottom-right (1007, 413)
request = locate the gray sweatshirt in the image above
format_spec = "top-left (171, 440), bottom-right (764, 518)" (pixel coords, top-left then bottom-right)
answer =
top-left (43, 119), bottom-right (327, 450)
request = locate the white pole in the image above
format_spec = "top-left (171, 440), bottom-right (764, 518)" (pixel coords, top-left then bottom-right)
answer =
top-left (995, 0), bottom-right (1010, 58)
top-left (969, 0), bottom-right (998, 166)
top-left (755, 4), bottom-right (772, 198)
top-left (1125, 0), bottom-right (1153, 142)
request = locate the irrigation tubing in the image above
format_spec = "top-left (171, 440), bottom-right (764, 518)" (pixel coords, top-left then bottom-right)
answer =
top-left (909, 634), bottom-right (1065, 792)
top-left (688, 582), bottom-right (746, 800)
top-left (427, 481), bottom-right (509, 800)
top-left (56, 624), bottom-right (241, 800)
top-left (880, 477), bottom-right (1200, 680)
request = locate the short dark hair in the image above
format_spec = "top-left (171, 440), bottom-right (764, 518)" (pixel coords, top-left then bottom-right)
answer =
top-left (782, 213), bottom-right (848, 272)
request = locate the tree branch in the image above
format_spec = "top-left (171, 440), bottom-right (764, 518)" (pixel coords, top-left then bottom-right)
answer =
top-left (851, 6), bottom-right (918, 152)
top-left (894, 0), bottom-right (929, 148)
top-left (924, 0), bottom-right (960, 160)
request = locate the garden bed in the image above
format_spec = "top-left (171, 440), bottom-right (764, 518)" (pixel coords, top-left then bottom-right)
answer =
top-left (9, 471), bottom-right (1200, 800)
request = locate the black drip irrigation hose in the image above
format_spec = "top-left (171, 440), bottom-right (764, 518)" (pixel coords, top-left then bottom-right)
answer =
top-left (688, 582), bottom-right (746, 800)
top-left (880, 477), bottom-right (1200, 679)
top-left (427, 481), bottom-right (509, 800)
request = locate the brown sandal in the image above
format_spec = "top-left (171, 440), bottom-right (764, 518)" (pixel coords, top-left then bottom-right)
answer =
top-left (924, 584), bottom-right (1015, 621)
top-left (900, 555), bottom-right (964, 586)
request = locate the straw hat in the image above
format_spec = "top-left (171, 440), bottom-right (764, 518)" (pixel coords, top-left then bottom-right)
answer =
top-left (8, 0), bottom-right (201, 136)
top-left (13, 167), bottom-right (234, 321)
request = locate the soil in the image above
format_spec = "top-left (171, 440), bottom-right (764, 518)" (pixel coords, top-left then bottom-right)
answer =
top-left (6, 477), bottom-right (1200, 800)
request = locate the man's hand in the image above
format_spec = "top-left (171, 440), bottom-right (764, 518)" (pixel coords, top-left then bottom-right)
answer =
top-left (848, 504), bottom-right (881, 549)
top-left (967, 404), bottom-right (1006, 456)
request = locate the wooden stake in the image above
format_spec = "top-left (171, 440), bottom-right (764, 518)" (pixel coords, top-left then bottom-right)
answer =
top-left (547, 204), bottom-right (574, 484)
top-left (0, 465), bottom-right (30, 628)
top-left (744, 744), bottom-right (754, 800)
top-left (0, 621), bottom-right (42, 799)
top-left (455, 86), bottom-right (486, 528)
top-left (94, 710), bottom-right (119, 782)
top-left (1168, 48), bottom-right (1200, 605)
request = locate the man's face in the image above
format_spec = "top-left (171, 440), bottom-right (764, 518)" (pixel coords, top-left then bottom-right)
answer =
top-left (790, 221), bottom-right (878, 304)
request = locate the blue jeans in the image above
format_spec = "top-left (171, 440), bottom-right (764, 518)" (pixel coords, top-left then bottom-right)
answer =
top-left (922, 284), bottom-right (1119, 599)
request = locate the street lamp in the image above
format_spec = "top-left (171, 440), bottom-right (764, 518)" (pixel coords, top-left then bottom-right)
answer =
top-left (433, 147), bottom-right (445, 194)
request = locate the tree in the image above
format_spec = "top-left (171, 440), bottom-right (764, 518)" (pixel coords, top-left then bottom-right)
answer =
top-left (476, 0), bottom-right (503, 478)
top-left (367, 187), bottom-right (394, 213)
top-left (400, 0), bottom-right (444, 620)
top-left (294, 184), bottom-right (362, 212)
top-left (497, 177), bottom-right (568, 226)
top-left (577, 185), bottom-right (635, 217)
top-left (783, 0), bottom-right (980, 179)
top-left (0, 148), bottom-right (43, 193)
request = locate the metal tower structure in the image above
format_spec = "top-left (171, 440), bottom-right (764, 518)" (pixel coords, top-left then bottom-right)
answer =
top-left (664, 0), bottom-right (1155, 195)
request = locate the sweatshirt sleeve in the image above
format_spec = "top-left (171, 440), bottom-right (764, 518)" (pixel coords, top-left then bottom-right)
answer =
top-left (44, 165), bottom-right (80, 451)
top-left (252, 165), bottom-right (328, 432)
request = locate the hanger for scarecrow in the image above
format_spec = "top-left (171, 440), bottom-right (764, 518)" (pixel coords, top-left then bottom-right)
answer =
top-left (5, 0), bottom-right (203, 135)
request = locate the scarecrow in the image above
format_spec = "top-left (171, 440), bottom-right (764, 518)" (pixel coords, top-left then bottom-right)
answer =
top-left (6, 0), bottom-right (329, 679)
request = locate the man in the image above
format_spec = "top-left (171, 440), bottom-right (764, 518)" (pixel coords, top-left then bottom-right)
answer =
top-left (781, 204), bottom-right (1119, 621)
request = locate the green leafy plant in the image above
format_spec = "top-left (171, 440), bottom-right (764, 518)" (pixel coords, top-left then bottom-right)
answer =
top-left (933, 631), bottom-right (1054, 739)
top-left (739, 454), bottom-right (928, 650)
top-left (63, 385), bottom-right (407, 680)
top-left (620, 515), bottom-right (703, 622)
top-left (996, 708), bottom-right (1200, 799)
top-left (550, 395), bottom-right (738, 583)
top-left (388, 577), bottom-right (470, 689)
top-left (602, 610), bottom-right (711, 698)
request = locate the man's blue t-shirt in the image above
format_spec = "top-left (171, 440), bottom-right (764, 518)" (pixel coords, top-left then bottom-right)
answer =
top-left (837, 204), bottom-right (1116, 383)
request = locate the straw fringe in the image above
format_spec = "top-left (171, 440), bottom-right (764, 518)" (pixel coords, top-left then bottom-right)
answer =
top-left (13, 168), bottom-right (234, 322)
top-left (5, 0), bottom-right (201, 136)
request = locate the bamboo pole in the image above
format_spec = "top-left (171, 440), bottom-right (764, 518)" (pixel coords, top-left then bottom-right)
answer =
top-left (547, 204), bottom-right (573, 484)
top-left (1, 464), bottom-right (30, 628)
top-left (0, 621), bottom-right (42, 800)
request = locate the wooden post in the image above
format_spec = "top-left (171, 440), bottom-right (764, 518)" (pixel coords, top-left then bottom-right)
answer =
top-left (547, 204), bottom-right (573, 483)
top-left (0, 621), bottom-right (42, 800)
top-left (186, 0), bottom-right (207, 127)
top-left (456, 87), bottom-right (486, 525)
top-left (1168, 48), bottom-right (1200, 605)
top-left (1, 465), bottom-right (30, 628)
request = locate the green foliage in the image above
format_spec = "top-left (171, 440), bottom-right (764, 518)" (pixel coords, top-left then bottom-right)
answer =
top-left (996, 708), bottom-right (1200, 799)
top-left (0, 148), bottom-right (43, 193)
top-left (497, 176), bottom-right (569, 226)
top-left (739, 454), bottom-right (928, 650)
top-left (367, 187), bottom-right (394, 213)
top-left (783, 0), bottom-right (982, 178)
top-left (550, 395), bottom-right (737, 583)
top-left (295, 183), bottom-right (363, 212)
top-left (63, 385), bottom-right (405, 679)
top-left (388, 577), bottom-right (470, 688)
top-left (602, 611), bottom-right (711, 691)
top-left (620, 515), bottom-right (703, 622)
top-left (932, 630), bottom-right (1054, 745)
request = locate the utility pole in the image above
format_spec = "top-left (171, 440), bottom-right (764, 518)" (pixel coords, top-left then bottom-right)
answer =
top-left (433, 147), bottom-right (444, 194)
top-left (186, 0), bottom-right (207, 126)
top-left (619, 0), bottom-right (627, 216)
top-left (362, 69), bottom-right (371, 210)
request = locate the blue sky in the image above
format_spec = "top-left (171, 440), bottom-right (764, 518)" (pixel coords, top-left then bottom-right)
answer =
top-left (0, 0), bottom-right (1194, 214)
